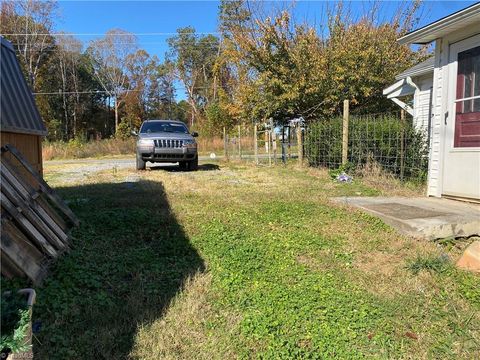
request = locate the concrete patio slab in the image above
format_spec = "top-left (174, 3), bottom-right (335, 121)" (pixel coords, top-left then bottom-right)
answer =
top-left (332, 197), bottom-right (480, 240)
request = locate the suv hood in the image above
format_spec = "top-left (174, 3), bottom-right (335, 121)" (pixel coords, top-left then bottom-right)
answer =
top-left (138, 132), bottom-right (194, 140)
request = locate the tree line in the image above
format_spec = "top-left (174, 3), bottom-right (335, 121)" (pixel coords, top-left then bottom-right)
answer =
top-left (1, 0), bottom-right (426, 140)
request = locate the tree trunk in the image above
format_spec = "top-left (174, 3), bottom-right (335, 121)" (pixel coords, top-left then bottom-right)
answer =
top-left (114, 99), bottom-right (119, 135)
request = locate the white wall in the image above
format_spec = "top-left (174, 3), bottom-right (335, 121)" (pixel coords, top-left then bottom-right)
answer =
top-left (427, 27), bottom-right (480, 198)
top-left (412, 74), bottom-right (433, 132)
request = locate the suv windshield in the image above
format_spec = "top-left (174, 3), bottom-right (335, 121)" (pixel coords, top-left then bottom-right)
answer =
top-left (140, 121), bottom-right (189, 134)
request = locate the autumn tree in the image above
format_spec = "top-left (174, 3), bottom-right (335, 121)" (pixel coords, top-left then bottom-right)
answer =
top-left (324, 1), bottom-right (426, 114)
top-left (217, 1), bottom-right (426, 124)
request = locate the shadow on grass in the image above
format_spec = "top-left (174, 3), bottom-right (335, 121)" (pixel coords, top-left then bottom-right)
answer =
top-left (148, 163), bottom-right (220, 172)
top-left (33, 180), bottom-right (204, 359)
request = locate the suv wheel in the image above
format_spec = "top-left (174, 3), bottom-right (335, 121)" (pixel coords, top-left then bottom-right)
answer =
top-left (187, 156), bottom-right (198, 171)
top-left (136, 154), bottom-right (146, 170)
top-left (178, 161), bottom-right (188, 171)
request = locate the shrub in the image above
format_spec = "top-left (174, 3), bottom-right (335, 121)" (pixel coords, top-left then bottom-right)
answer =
top-left (1, 292), bottom-right (31, 355)
top-left (304, 113), bottom-right (429, 182)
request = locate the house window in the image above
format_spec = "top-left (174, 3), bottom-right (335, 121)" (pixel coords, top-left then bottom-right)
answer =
top-left (455, 45), bottom-right (480, 147)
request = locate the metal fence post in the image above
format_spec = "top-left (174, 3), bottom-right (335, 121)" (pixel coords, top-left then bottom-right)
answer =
top-left (254, 124), bottom-right (258, 165)
top-left (297, 126), bottom-right (303, 166)
top-left (342, 100), bottom-right (350, 165)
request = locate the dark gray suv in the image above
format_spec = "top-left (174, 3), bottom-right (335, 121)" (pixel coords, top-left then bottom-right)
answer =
top-left (134, 120), bottom-right (198, 171)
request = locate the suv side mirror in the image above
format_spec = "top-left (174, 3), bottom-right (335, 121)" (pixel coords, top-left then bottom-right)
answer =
top-left (191, 131), bottom-right (199, 137)
top-left (131, 130), bottom-right (138, 136)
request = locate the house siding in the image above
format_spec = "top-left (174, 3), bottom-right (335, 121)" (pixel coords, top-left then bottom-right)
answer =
top-left (427, 39), bottom-right (444, 197)
top-left (412, 74), bottom-right (433, 134)
top-left (427, 28), bottom-right (480, 198)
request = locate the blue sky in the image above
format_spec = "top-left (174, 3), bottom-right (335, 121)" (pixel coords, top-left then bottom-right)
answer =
top-left (57, 1), bottom-right (478, 57)
top-left (55, 0), bottom-right (478, 99)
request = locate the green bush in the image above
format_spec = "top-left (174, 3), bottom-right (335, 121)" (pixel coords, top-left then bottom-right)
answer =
top-left (116, 121), bottom-right (133, 140)
top-left (1, 292), bottom-right (31, 354)
top-left (304, 113), bottom-right (429, 181)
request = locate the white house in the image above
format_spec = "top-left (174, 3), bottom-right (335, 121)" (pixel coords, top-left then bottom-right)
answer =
top-left (384, 3), bottom-right (480, 202)
top-left (383, 57), bottom-right (434, 134)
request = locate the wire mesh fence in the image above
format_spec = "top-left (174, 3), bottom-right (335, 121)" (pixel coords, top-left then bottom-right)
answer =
top-left (196, 105), bottom-right (430, 184)
top-left (199, 124), bottom-right (301, 165)
top-left (304, 110), bottom-right (430, 182)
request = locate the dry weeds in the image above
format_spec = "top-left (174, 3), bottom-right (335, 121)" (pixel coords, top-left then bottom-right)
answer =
top-left (130, 273), bottom-right (240, 360)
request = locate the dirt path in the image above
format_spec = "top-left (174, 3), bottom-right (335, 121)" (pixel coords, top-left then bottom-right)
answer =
top-left (44, 157), bottom-right (181, 183)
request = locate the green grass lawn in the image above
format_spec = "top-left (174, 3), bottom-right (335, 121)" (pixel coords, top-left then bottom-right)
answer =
top-left (24, 162), bottom-right (480, 358)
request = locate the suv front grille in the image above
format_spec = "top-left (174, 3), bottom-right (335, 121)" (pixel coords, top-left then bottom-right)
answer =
top-left (154, 139), bottom-right (184, 148)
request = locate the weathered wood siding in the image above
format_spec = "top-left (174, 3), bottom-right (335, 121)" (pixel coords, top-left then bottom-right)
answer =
top-left (1, 131), bottom-right (43, 177)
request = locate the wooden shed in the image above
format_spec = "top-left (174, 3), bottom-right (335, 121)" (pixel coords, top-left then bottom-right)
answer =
top-left (1, 36), bottom-right (47, 175)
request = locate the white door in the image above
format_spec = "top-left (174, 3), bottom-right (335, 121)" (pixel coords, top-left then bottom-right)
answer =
top-left (442, 35), bottom-right (480, 200)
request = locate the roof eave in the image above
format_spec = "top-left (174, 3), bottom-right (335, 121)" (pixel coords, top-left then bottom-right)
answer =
top-left (1, 125), bottom-right (47, 136)
top-left (398, 3), bottom-right (480, 45)
top-left (395, 67), bottom-right (434, 80)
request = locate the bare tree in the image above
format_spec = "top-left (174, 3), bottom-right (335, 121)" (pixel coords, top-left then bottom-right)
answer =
top-left (56, 34), bottom-right (83, 138)
top-left (88, 29), bottom-right (138, 134)
top-left (0, 0), bottom-right (57, 89)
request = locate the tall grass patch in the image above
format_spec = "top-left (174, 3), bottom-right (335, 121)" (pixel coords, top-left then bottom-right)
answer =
top-left (43, 138), bottom-right (135, 160)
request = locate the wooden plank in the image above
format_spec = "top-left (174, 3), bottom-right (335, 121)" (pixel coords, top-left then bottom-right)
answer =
top-left (1, 219), bottom-right (47, 284)
top-left (2, 144), bottom-right (79, 226)
top-left (2, 179), bottom-right (67, 251)
top-left (1, 252), bottom-right (26, 279)
top-left (37, 197), bottom-right (69, 232)
top-left (1, 169), bottom-right (69, 244)
top-left (1, 158), bottom-right (69, 232)
top-left (1, 161), bottom-right (35, 199)
top-left (0, 193), bottom-right (57, 258)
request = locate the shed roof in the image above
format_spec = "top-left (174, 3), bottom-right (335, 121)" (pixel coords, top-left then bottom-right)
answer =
top-left (395, 57), bottom-right (434, 80)
top-left (398, 3), bottom-right (480, 45)
top-left (1, 37), bottom-right (47, 136)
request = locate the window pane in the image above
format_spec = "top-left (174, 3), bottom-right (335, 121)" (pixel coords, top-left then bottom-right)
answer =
top-left (457, 46), bottom-right (480, 114)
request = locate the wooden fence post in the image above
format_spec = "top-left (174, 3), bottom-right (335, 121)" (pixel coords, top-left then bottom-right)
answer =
top-left (269, 119), bottom-right (275, 166)
top-left (223, 127), bottom-right (228, 161)
top-left (342, 100), bottom-right (350, 165)
top-left (238, 125), bottom-right (242, 159)
top-left (400, 109), bottom-right (405, 180)
top-left (267, 130), bottom-right (272, 166)
top-left (254, 124), bottom-right (258, 165)
top-left (297, 126), bottom-right (303, 166)
top-left (273, 131), bottom-right (277, 165)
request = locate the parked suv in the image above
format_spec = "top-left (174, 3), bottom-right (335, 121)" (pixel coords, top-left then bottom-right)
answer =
top-left (134, 120), bottom-right (198, 171)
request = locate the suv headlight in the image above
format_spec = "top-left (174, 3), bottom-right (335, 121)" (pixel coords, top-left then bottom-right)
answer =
top-left (138, 139), bottom-right (154, 147)
top-left (183, 139), bottom-right (197, 148)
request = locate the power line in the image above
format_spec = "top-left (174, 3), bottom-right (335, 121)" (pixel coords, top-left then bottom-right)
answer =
top-left (1, 32), bottom-right (221, 36)
top-left (33, 86), bottom-right (212, 95)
